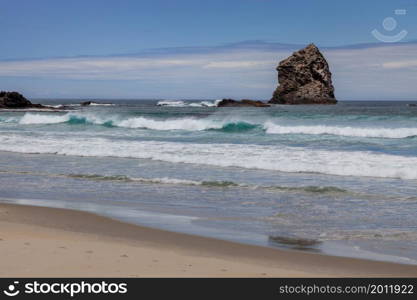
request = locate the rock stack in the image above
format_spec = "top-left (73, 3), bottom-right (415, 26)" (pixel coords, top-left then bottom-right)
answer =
top-left (269, 44), bottom-right (336, 104)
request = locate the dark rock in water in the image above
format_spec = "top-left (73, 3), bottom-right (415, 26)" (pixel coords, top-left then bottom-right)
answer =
top-left (80, 101), bottom-right (113, 106)
top-left (0, 91), bottom-right (32, 108)
top-left (217, 99), bottom-right (270, 107)
top-left (80, 101), bottom-right (93, 106)
top-left (0, 91), bottom-right (45, 109)
top-left (407, 103), bottom-right (417, 107)
top-left (269, 44), bottom-right (337, 105)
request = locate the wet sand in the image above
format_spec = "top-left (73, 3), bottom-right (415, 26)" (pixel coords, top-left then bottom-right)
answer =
top-left (1, 203), bottom-right (416, 277)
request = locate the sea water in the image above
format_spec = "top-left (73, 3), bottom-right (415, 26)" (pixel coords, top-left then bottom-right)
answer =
top-left (1, 99), bottom-right (417, 264)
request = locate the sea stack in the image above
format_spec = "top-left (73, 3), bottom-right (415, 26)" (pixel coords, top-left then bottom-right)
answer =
top-left (269, 44), bottom-right (336, 105)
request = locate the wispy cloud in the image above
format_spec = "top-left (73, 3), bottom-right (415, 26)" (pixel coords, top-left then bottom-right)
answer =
top-left (1, 41), bottom-right (416, 99)
top-left (382, 59), bottom-right (417, 69)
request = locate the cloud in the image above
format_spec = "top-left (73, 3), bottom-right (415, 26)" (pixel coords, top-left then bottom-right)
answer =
top-left (0, 41), bottom-right (417, 99)
top-left (382, 59), bottom-right (417, 69)
top-left (203, 60), bottom-right (270, 69)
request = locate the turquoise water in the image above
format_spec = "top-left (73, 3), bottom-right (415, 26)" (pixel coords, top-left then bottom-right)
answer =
top-left (1, 99), bottom-right (417, 264)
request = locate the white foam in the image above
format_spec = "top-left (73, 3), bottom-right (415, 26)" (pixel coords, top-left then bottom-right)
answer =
top-left (11, 113), bottom-right (417, 139)
top-left (88, 102), bottom-right (115, 106)
top-left (190, 100), bottom-right (221, 107)
top-left (116, 116), bottom-right (224, 130)
top-left (157, 100), bottom-right (186, 107)
top-left (17, 112), bottom-right (109, 126)
top-left (14, 112), bottom-right (226, 130)
top-left (132, 176), bottom-right (202, 185)
top-left (43, 104), bottom-right (65, 109)
top-left (19, 113), bottom-right (71, 125)
top-left (1, 134), bottom-right (417, 180)
top-left (156, 100), bottom-right (220, 107)
top-left (264, 122), bottom-right (417, 139)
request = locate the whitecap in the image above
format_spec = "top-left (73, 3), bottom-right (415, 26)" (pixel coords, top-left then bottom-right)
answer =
top-left (1, 135), bottom-right (417, 180)
top-left (264, 122), bottom-right (417, 139)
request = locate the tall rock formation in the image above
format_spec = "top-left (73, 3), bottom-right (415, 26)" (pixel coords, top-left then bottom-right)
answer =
top-left (269, 44), bottom-right (336, 104)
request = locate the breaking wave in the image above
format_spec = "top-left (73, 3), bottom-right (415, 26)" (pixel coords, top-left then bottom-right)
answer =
top-left (0, 168), bottom-right (351, 194)
top-left (157, 100), bottom-right (221, 107)
top-left (1, 135), bottom-right (417, 179)
top-left (66, 173), bottom-right (348, 193)
top-left (264, 122), bottom-right (417, 139)
top-left (10, 112), bottom-right (417, 138)
top-left (15, 112), bottom-right (259, 132)
top-left (19, 114), bottom-right (73, 125)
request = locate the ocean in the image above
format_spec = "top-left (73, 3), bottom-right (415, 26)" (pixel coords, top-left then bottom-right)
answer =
top-left (1, 99), bottom-right (417, 264)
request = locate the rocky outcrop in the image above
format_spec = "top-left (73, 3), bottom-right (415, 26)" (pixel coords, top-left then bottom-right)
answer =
top-left (80, 101), bottom-right (113, 106)
top-left (0, 91), bottom-right (47, 109)
top-left (217, 99), bottom-right (270, 107)
top-left (269, 44), bottom-right (336, 105)
top-left (80, 101), bottom-right (93, 106)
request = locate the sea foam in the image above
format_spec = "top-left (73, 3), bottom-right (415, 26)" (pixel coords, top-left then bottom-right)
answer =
top-left (1, 134), bottom-right (417, 180)
top-left (19, 113), bottom-right (71, 125)
top-left (116, 116), bottom-right (224, 130)
top-left (15, 112), bottom-right (236, 131)
top-left (11, 113), bottom-right (417, 139)
top-left (157, 100), bottom-right (221, 107)
top-left (264, 122), bottom-right (417, 139)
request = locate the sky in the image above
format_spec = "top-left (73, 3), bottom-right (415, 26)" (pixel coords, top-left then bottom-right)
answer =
top-left (0, 0), bottom-right (416, 100)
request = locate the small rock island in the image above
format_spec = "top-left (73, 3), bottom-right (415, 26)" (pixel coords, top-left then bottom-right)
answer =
top-left (269, 44), bottom-right (336, 105)
top-left (0, 91), bottom-right (46, 109)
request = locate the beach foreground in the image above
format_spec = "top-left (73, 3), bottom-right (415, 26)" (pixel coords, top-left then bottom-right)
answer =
top-left (1, 203), bottom-right (417, 277)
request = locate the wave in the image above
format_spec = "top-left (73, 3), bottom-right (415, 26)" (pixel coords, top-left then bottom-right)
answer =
top-left (9, 112), bottom-right (417, 139)
top-left (66, 173), bottom-right (348, 193)
top-left (0, 168), bottom-right (350, 195)
top-left (264, 122), bottom-right (417, 139)
top-left (218, 122), bottom-right (259, 132)
top-left (15, 112), bottom-right (259, 132)
top-left (18, 113), bottom-right (110, 126)
top-left (1, 168), bottom-right (351, 193)
top-left (87, 102), bottom-right (115, 106)
top-left (157, 100), bottom-right (221, 107)
top-left (19, 114), bottom-right (71, 125)
top-left (68, 174), bottom-right (202, 185)
top-left (11, 112), bottom-right (417, 138)
top-left (116, 118), bottom-right (257, 132)
top-left (1, 135), bottom-right (417, 179)
top-left (116, 116), bottom-right (223, 130)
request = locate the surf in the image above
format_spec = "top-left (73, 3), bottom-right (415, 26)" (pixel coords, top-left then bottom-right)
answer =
top-left (11, 112), bottom-right (417, 139)
top-left (1, 134), bottom-right (417, 180)
top-left (264, 122), bottom-right (417, 139)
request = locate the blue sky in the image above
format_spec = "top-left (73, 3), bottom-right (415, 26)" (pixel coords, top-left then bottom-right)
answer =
top-left (1, 0), bottom-right (417, 100)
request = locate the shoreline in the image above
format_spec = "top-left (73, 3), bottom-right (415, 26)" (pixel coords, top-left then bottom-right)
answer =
top-left (1, 203), bottom-right (417, 277)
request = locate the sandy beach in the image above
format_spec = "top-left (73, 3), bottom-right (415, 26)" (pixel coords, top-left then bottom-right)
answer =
top-left (0, 203), bottom-right (416, 277)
